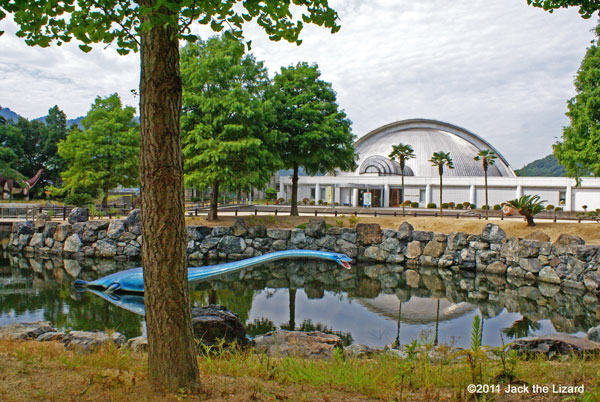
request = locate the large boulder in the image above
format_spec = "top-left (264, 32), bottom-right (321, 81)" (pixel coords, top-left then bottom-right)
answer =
top-left (231, 218), bottom-right (247, 237)
top-left (396, 222), bottom-right (413, 241)
top-left (253, 330), bottom-right (342, 359)
top-left (95, 239), bottom-right (117, 257)
top-left (481, 224), bottom-right (506, 243)
top-left (125, 208), bottom-right (140, 226)
top-left (63, 330), bottom-right (126, 351)
top-left (305, 219), bottom-right (326, 238)
top-left (508, 334), bottom-right (600, 357)
top-left (63, 234), bottom-right (82, 254)
top-left (217, 236), bottom-right (247, 254)
top-left (107, 220), bottom-right (127, 239)
top-left (525, 230), bottom-right (551, 243)
top-left (191, 305), bottom-right (248, 348)
top-left (356, 223), bottom-right (381, 246)
top-left (67, 207), bottom-right (89, 224)
top-left (405, 241), bottom-right (422, 259)
top-left (0, 321), bottom-right (56, 340)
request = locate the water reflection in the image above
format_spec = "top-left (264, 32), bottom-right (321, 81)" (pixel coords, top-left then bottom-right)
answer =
top-left (1, 253), bottom-right (599, 348)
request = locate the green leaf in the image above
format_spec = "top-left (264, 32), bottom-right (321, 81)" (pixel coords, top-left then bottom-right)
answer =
top-left (78, 44), bottom-right (92, 53)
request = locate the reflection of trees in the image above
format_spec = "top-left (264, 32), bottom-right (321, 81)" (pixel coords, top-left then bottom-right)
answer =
top-left (284, 319), bottom-right (353, 347)
top-left (0, 283), bottom-right (143, 338)
top-left (502, 317), bottom-right (541, 340)
top-left (245, 317), bottom-right (276, 337)
top-left (189, 287), bottom-right (254, 323)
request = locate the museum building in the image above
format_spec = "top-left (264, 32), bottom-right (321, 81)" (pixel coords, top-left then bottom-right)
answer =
top-left (277, 119), bottom-right (600, 211)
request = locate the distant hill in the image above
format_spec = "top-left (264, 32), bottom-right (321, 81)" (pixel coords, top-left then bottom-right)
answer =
top-left (515, 154), bottom-right (567, 177)
top-left (0, 107), bottom-right (21, 123)
top-left (1, 106), bottom-right (104, 129)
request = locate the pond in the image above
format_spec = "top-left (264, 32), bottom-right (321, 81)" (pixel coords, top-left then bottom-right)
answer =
top-left (1, 253), bottom-right (598, 348)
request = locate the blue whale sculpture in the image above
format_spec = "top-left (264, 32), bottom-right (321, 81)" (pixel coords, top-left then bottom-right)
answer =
top-left (74, 250), bottom-right (352, 293)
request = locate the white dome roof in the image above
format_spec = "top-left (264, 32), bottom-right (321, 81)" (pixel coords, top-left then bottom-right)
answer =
top-left (350, 119), bottom-right (515, 177)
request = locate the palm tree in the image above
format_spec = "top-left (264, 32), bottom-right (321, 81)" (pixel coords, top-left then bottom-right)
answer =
top-left (502, 194), bottom-right (545, 226)
top-left (389, 143), bottom-right (415, 216)
top-left (474, 150), bottom-right (498, 220)
top-left (429, 152), bottom-right (454, 217)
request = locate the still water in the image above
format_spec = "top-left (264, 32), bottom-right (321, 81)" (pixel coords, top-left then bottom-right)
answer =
top-left (1, 253), bottom-right (597, 348)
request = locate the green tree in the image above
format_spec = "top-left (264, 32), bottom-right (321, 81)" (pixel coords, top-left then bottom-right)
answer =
top-left (1, 0), bottom-right (341, 390)
top-left (58, 94), bottom-right (139, 206)
top-left (267, 62), bottom-right (357, 216)
top-left (429, 152), bottom-right (454, 217)
top-left (42, 105), bottom-right (69, 188)
top-left (502, 194), bottom-right (546, 226)
top-left (388, 143), bottom-right (415, 216)
top-left (181, 36), bottom-right (280, 221)
top-left (0, 120), bottom-right (24, 181)
top-left (474, 149), bottom-right (498, 220)
top-left (552, 25), bottom-right (600, 180)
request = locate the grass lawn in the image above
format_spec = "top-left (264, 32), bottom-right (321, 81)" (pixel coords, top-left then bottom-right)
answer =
top-left (1, 339), bottom-right (599, 401)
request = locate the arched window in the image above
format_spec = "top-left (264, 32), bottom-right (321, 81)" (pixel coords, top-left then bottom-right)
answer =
top-left (359, 155), bottom-right (414, 176)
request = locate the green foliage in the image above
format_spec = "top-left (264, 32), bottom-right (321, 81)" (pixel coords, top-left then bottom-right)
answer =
top-left (474, 149), bottom-right (497, 172)
top-left (526, 0), bottom-right (599, 19)
top-left (429, 151), bottom-right (454, 175)
top-left (502, 194), bottom-right (546, 226)
top-left (553, 25), bottom-right (600, 179)
top-left (58, 94), bottom-right (139, 205)
top-left (456, 203), bottom-right (464, 209)
top-left (0, 117), bottom-right (24, 180)
top-left (441, 202), bottom-right (449, 209)
top-left (481, 205), bottom-right (489, 210)
top-left (348, 215), bottom-right (359, 226)
top-left (181, 36), bottom-right (281, 213)
top-left (265, 187), bottom-right (277, 200)
top-left (426, 203), bottom-right (436, 209)
top-left (493, 204), bottom-right (501, 210)
top-left (65, 193), bottom-right (93, 207)
top-left (302, 198), bottom-right (309, 205)
top-left (515, 154), bottom-right (567, 176)
top-left (388, 143), bottom-right (415, 174)
top-left (267, 62), bottom-right (357, 213)
top-left (546, 204), bottom-right (555, 210)
top-left (410, 202), bottom-right (419, 208)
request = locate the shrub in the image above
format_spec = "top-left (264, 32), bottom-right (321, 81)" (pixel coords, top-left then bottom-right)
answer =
top-left (334, 202), bottom-right (339, 206)
top-left (481, 205), bottom-right (489, 210)
top-left (265, 187), bottom-right (277, 201)
top-left (456, 204), bottom-right (464, 210)
top-left (462, 202), bottom-right (471, 209)
top-left (277, 198), bottom-right (285, 204)
top-left (318, 199), bottom-right (323, 205)
top-left (287, 198), bottom-right (292, 204)
top-left (335, 219), bottom-right (344, 227)
top-left (309, 200), bottom-right (316, 206)
top-left (441, 203), bottom-right (449, 209)
top-left (546, 204), bottom-right (554, 210)
top-left (503, 194), bottom-right (546, 226)
top-left (470, 204), bottom-right (476, 209)
top-left (65, 193), bottom-right (93, 207)
top-left (411, 202), bottom-right (419, 208)
top-left (448, 202), bottom-right (455, 208)
top-left (554, 207), bottom-right (563, 212)
top-left (323, 202), bottom-right (329, 206)
top-left (302, 198), bottom-right (309, 205)
top-left (348, 215), bottom-right (359, 226)
top-left (493, 204), bottom-right (501, 210)
top-left (427, 202), bottom-right (436, 209)
top-left (582, 205), bottom-right (588, 211)
top-left (404, 200), bottom-right (411, 206)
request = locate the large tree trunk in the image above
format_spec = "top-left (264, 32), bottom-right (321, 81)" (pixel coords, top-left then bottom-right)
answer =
top-left (484, 170), bottom-right (489, 220)
top-left (290, 164), bottom-right (299, 216)
top-left (208, 180), bottom-right (219, 221)
top-left (139, 2), bottom-right (200, 391)
top-left (102, 185), bottom-right (109, 207)
top-left (525, 213), bottom-right (536, 226)
top-left (439, 174), bottom-right (443, 217)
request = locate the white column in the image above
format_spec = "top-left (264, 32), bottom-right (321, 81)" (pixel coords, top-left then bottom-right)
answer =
top-left (315, 183), bottom-right (321, 203)
top-left (566, 185), bottom-right (572, 211)
top-left (516, 185), bottom-right (523, 198)
top-left (469, 185), bottom-right (476, 206)
top-left (425, 184), bottom-right (432, 205)
top-left (352, 188), bottom-right (359, 207)
top-left (279, 179), bottom-right (285, 199)
top-left (334, 186), bottom-right (340, 205)
top-left (383, 184), bottom-right (390, 208)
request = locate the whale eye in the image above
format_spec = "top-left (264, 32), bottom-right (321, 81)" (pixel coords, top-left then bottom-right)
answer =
top-left (107, 283), bottom-right (121, 293)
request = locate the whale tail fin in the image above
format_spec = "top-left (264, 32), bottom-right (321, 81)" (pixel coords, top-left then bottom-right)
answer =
top-left (74, 279), bottom-right (88, 288)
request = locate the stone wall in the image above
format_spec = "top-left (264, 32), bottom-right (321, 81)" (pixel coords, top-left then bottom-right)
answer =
top-left (7, 211), bottom-right (600, 292)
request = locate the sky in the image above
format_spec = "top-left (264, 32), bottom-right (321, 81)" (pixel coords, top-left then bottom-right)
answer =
top-left (0, 0), bottom-right (597, 169)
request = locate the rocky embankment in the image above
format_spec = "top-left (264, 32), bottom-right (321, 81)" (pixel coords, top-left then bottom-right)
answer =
top-left (7, 208), bottom-right (600, 293)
